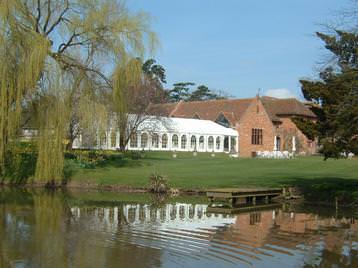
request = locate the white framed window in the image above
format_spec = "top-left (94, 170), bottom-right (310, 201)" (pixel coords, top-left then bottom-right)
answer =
top-left (130, 134), bottom-right (138, 148)
top-left (216, 137), bottom-right (221, 150)
top-left (100, 131), bottom-right (107, 147)
top-left (199, 136), bottom-right (204, 150)
top-left (141, 133), bottom-right (148, 148)
top-left (181, 135), bottom-right (187, 149)
top-left (162, 134), bottom-right (168, 148)
top-left (208, 136), bottom-right (214, 150)
top-left (172, 134), bottom-right (179, 148)
top-left (190, 135), bottom-right (196, 150)
top-left (152, 133), bottom-right (159, 148)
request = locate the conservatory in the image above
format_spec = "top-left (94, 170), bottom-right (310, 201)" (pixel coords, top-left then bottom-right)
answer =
top-left (73, 115), bottom-right (239, 153)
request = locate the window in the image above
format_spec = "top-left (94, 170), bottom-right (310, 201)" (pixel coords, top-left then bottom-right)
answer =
top-left (251, 129), bottom-right (263, 145)
top-left (141, 133), bottom-right (148, 148)
top-left (208, 136), bottom-right (214, 150)
top-left (152, 133), bottom-right (159, 148)
top-left (215, 114), bottom-right (230, 128)
top-left (130, 134), bottom-right (138, 148)
top-left (100, 131), bottom-right (107, 147)
top-left (110, 131), bottom-right (117, 148)
top-left (216, 137), bottom-right (221, 150)
top-left (172, 134), bottom-right (178, 148)
top-left (199, 136), bottom-right (204, 150)
top-left (181, 135), bottom-right (187, 149)
top-left (250, 212), bottom-right (261, 225)
top-left (162, 134), bottom-right (168, 148)
top-left (190, 136), bottom-right (196, 150)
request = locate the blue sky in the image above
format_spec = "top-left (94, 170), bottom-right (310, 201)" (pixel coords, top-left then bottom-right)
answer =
top-left (129, 0), bottom-right (349, 99)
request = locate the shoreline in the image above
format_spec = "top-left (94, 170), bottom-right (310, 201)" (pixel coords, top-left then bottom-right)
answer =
top-left (0, 181), bottom-right (206, 195)
top-left (1, 181), bottom-right (356, 208)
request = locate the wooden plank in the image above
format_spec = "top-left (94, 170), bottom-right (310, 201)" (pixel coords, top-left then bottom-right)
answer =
top-left (207, 203), bottom-right (282, 214)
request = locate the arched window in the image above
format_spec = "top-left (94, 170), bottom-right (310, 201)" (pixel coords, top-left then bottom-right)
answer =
top-left (172, 134), bottom-right (178, 148)
top-left (152, 133), bottom-right (159, 148)
top-left (100, 131), bottom-right (107, 148)
top-left (190, 136), bottom-right (196, 150)
top-left (141, 133), bottom-right (148, 148)
top-left (181, 135), bottom-right (187, 149)
top-left (162, 134), bottom-right (168, 149)
top-left (216, 137), bottom-right (221, 150)
top-left (110, 131), bottom-right (117, 148)
top-left (199, 136), bottom-right (204, 150)
top-left (208, 136), bottom-right (214, 150)
top-left (130, 133), bottom-right (138, 148)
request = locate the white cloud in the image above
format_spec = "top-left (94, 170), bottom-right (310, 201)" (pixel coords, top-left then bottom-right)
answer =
top-left (264, 88), bottom-right (297, 99)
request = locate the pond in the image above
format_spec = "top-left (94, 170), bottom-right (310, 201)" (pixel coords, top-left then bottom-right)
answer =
top-left (0, 189), bottom-right (357, 268)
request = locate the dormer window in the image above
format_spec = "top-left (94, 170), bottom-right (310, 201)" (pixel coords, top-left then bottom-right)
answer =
top-left (215, 113), bottom-right (230, 128)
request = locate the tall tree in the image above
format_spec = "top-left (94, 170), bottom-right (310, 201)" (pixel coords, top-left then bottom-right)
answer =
top-left (142, 59), bottom-right (168, 104)
top-left (297, 30), bottom-right (358, 159)
top-left (0, 0), bottom-right (156, 183)
top-left (168, 82), bottom-right (195, 102)
top-left (188, 85), bottom-right (225, 101)
top-left (112, 58), bottom-right (167, 151)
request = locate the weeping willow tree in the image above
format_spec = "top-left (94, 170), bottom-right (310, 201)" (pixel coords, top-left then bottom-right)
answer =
top-left (0, 0), bottom-right (157, 184)
top-left (112, 57), bottom-right (143, 151)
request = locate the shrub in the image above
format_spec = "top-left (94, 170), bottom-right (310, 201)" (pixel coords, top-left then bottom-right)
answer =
top-left (3, 142), bottom-right (37, 184)
top-left (148, 173), bottom-right (169, 193)
top-left (63, 159), bottom-right (77, 184)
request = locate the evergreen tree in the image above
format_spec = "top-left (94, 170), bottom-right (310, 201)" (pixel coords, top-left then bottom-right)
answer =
top-left (189, 85), bottom-right (224, 101)
top-left (168, 82), bottom-right (195, 102)
top-left (297, 31), bottom-right (358, 158)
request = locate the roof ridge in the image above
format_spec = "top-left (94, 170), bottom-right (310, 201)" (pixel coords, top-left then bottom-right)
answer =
top-left (180, 97), bottom-right (255, 105)
top-left (169, 100), bottom-right (183, 117)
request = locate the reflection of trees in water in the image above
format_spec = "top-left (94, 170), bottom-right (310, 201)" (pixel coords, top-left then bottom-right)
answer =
top-left (0, 190), bottom-right (162, 267)
top-left (0, 190), bottom-right (357, 267)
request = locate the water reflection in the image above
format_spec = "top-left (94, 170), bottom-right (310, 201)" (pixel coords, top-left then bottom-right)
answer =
top-left (0, 189), bottom-right (357, 268)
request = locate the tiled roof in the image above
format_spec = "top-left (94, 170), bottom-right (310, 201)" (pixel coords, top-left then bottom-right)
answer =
top-left (146, 102), bottom-right (179, 117)
top-left (260, 96), bottom-right (316, 119)
top-left (148, 98), bottom-right (254, 125)
top-left (147, 96), bottom-right (316, 126)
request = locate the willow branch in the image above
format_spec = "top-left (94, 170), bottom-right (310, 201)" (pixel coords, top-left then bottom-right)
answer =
top-left (35, 0), bottom-right (41, 33)
top-left (45, 0), bottom-right (69, 35)
top-left (43, 0), bottom-right (52, 33)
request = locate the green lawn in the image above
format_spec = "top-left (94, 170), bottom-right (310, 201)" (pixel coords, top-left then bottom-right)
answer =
top-left (71, 152), bottom-right (358, 190)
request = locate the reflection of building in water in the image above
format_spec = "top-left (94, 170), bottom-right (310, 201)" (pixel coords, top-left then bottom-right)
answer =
top-left (216, 209), bottom-right (358, 258)
top-left (70, 203), bottom-right (236, 231)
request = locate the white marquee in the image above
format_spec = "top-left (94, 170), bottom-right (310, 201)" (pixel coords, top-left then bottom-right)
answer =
top-left (73, 115), bottom-right (239, 153)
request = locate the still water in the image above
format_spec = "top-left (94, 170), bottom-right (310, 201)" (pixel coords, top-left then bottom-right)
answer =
top-left (0, 189), bottom-right (357, 268)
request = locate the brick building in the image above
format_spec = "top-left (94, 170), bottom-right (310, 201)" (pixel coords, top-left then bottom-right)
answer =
top-left (148, 96), bottom-right (317, 157)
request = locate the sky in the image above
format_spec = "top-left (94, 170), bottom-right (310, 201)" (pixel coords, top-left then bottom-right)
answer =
top-left (128, 0), bottom-right (350, 99)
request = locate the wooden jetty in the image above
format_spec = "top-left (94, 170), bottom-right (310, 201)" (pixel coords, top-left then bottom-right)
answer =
top-left (206, 188), bottom-right (283, 207)
top-left (207, 202), bottom-right (282, 214)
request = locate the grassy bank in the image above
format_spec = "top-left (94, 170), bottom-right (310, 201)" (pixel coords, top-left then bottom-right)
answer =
top-left (66, 151), bottom-right (358, 205)
top-left (70, 151), bottom-right (357, 188)
top-left (4, 150), bottom-right (356, 205)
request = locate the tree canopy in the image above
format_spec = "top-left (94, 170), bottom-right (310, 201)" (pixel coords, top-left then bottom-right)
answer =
top-left (297, 30), bottom-right (358, 159)
top-left (168, 83), bottom-right (226, 102)
top-left (0, 0), bottom-right (157, 183)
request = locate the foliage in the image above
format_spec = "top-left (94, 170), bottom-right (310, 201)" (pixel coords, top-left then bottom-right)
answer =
top-left (3, 142), bottom-right (37, 184)
top-left (298, 30), bottom-right (358, 158)
top-left (0, 0), bottom-right (156, 184)
top-left (291, 117), bottom-right (318, 141)
top-left (148, 173), bottom-right (169, 193)
top-left (111, 57), bottom-right (168, 151)
top-left (168, 82), bottom-right (195, 102)
top-left (168, 83), bottom-right (227, 102)
top-left (188, 85), bottom-right (225, 101)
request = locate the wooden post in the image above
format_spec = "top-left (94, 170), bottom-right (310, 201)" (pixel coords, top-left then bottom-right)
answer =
top-left (252, 196), bottom-right (256, 205)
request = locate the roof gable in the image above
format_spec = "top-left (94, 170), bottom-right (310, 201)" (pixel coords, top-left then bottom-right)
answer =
top-left (261, 96), bottom-right (316, 119)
